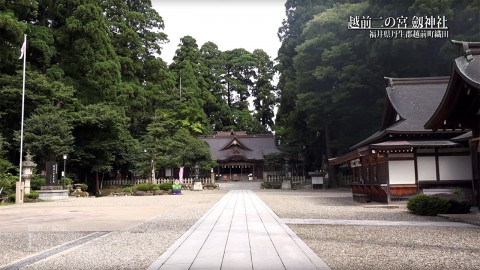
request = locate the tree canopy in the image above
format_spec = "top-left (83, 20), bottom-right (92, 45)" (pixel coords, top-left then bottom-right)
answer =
top-left (275, 0), bottom-right (479, 172)
top-left (0, 0), bottom-right (278, 192)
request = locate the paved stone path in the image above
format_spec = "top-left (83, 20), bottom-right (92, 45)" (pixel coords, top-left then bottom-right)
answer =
top-left (148, 190), bottom-right (330, 270)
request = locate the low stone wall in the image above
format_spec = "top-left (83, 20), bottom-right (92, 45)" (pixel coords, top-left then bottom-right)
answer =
top-left (38, 190), bottom-right (69, 201)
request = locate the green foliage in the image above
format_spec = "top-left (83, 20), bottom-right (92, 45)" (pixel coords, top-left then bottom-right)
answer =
top-left (433, 193), bottom-right (471, 214)
top-left (407, 194), bottom-right (450, 216)
top-left (64, 177), bottom-right (73, 186)
top-left (275, 0), bottom-right (479, 173)
top-left (264, 153), bottom-right (285, 171)
top-left (135, 183), bottom-right (156, 192)
top-left (446, 199), bottom-right (471, 214)
top-left (452, 188), bottom-right (464, 197)
top-left (22, 105), bottom-right (74, 165)
top-left (159, 182), bottom-right (173, 191)
top-left (0, 135), bottom-right (13, 173)
top-left (261, 182), bottom-right (282, 189)
top-left (0, 173), bottom-right (17, 196)
top-left (80, 183), bottom-right (88, 191)
top-left (0, 0), bottom-right (277, 187)
top-left (30, 175), bottom-right (46, 190)
top-left (123, 187), bottom-right (133, 193)
top-left (26, 190), bottom-right (39, 200)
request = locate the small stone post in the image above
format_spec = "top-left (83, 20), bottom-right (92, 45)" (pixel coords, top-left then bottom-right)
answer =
top-left (15, 181), bottom-right (24, 204)
top-left (210, 168), bottom-right (215, 184)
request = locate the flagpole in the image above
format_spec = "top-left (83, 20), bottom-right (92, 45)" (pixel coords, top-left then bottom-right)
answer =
top-left (19, 34), bottom-right (27, 184)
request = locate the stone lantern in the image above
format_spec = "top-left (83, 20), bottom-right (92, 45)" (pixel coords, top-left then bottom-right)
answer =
top-left (23, 153), bottom-right (36, 194)
top-left (192, 163), bottom-right (203, 191)
top-left (282, 157), bottom-right (292, 189)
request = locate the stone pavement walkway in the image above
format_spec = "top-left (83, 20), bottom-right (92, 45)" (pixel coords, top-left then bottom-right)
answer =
top-left (148, 190), bottom-right (330, 270)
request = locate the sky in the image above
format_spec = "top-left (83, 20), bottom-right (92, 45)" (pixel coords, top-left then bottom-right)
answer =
top-left (151, 0), bottom-right (287, 64)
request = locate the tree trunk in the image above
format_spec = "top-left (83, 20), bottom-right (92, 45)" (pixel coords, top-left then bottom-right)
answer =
top-left (324, 121), bottom-right (336, 187)
top-left (95, 171), bottom-right (101, 195)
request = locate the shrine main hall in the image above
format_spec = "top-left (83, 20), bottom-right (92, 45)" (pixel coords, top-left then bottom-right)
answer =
top-left (201, 131), bottom-right (280, 181)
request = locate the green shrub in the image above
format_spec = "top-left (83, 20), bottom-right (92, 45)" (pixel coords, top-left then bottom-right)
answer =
top-left (123, 187), bottom-right (133, 193)
top-left (159, 182), bottom-right (173, 191)
top-left (80, 183), bottom-right (88, 191)
top-left (30, 175), bottom-right (46, 190)
top-left (447, 199), bottom-right (471, 214)
top-left (26, 191), bottom-right (39, 200)
top-left (8, 193), bottom-right (15, 202)
top-left (136, 183), bottom-right (156, 191)
top-left (63, 177), bottom-right (73, 186)
top-left (261, 182), bottom-right (282, 189)
top-left (433, 193), bottom-right (471, 214)
top-left (452, 188), bottom-right (464, 197)
top-left (0, 173), bottom-right (17, 195)
top-left (407, 194), bottom-right (450, 216)
top-left (152, 185), bottom-right (160, 191)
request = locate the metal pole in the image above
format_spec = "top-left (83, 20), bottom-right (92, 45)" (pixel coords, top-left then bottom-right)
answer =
top-left (63, 156), bottom-right (66, 189)
top-left (18, 34), bottom-right (27, 184)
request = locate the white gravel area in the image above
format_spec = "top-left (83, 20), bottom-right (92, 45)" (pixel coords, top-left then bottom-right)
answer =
top-left (0, 232), bottom-right (91, 266)
top-left (1, 190), bottom-right (226, 270)
top-left (3, 188), bottom-right (479, 270)
top-left (257, 189), bottom-right (445, 221)
top-left (291, 225), bottom-right (480, 270)
top-left (258, 189), bottom-right (480, 270)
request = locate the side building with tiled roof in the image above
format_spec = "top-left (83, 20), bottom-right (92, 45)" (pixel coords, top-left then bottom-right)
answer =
top-left (201, 131), bottom-right (281, 181)
top-left (330, 77), bottom-right (472, 203)
top-left (425, 40), bottom-right (480, 207)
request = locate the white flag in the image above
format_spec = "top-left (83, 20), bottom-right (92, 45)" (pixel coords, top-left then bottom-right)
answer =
top-left (179, 167), bottom-right (184, 184)
top-left (19, 39), bottom-right (26, 60)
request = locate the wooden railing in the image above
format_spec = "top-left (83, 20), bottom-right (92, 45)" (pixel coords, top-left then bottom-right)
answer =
top-left (351, 183), bottom-right (388, 203)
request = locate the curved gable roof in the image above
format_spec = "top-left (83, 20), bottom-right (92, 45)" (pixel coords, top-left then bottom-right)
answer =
top-left (201, 133), bottom-right (280, 161)
top-left (351, 77), bottom-right (451, 149)
top-left (425, 40), bottom-right (480, 130)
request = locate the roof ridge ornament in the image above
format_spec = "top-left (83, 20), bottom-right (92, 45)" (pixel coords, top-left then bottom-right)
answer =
top-left (451, 40), bottom-right (480, 62)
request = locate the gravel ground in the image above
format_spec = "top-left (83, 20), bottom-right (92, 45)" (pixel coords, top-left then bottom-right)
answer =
top-left (2, 188), bottom-right (479, 270)
top-left (0, 190), bottom-right (226, 270)
top-left (258, 189), bottom-right (480, 270)
top-left (0, 232), bottom-right (91, 265)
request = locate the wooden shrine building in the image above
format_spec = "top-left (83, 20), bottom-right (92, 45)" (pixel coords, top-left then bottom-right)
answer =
top-left (425, 40), bottom-right (480, 206)
top-left (201, 131), bottom-right (280, 181)
top-left (330, 76), bottom-right (472, 203)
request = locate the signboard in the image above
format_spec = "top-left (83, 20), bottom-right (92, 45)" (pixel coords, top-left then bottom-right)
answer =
top-left (165, 168), bottom-right (172, 177)
top-left (312, 176), bottom-right (324, 185)
top-left (45, 161), bottom-right (58, 185)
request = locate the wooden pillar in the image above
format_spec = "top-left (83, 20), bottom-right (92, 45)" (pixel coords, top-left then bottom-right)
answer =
top-left (469, 138), bottom-right (480, 207)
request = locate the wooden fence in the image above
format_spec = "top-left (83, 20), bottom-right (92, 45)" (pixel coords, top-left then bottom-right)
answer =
top-left (104, 176), bottom-right (308, 187)
top-left (103, 177), bottom-right (215, 187)
top-left (265, 175), bottom-right (306, 183)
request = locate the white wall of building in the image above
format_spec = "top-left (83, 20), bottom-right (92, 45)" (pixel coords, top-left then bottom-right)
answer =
top-left (439, 155), bottom-right (472, 180)
top-left (388, 160), bottom-right (416, 184)
top-left (417, 156), bottom-right (437, 181)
